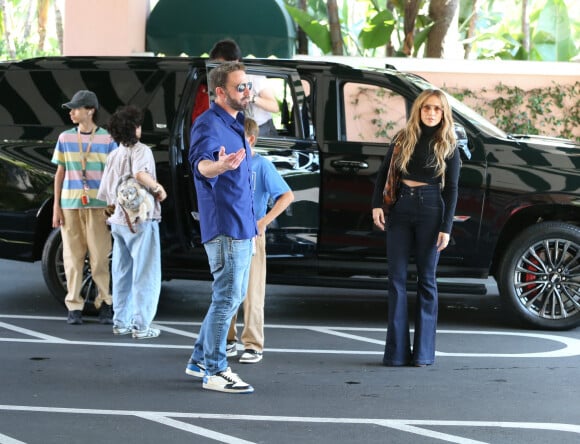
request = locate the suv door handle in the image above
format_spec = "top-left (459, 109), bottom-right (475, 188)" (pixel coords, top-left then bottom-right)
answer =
top-left (331, 160), bottom-right (369, 171)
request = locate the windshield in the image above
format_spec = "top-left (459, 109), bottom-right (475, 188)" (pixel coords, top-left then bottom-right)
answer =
top-left (401, 73), bottom-right (508, 139)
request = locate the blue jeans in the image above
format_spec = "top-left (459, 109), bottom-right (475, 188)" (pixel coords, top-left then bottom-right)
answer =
top-left (110, 221), bottom-right (161, 331)
top-left (190, 235), bottom-right (253, 375)
top-left (384, 184), bottom-right (443, 366)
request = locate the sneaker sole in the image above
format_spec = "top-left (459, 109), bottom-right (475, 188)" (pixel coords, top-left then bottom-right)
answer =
top-left (132, 331), bottom-right (161, 339)
top-left (185, 368), bottom-right (205, 378)
top-left (202, 383), bottom-right (254, 394)
top-left (239, 352), bottom-right (263, 364)
top-left (239, 356), bottom-right (262, 364)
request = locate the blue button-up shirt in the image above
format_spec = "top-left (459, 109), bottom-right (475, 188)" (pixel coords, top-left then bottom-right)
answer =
top-left (189, 103), bottom-right (257, 243)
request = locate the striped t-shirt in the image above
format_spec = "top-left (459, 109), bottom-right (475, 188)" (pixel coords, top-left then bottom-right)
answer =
top-left (51, 127), bottom-right (117, 209)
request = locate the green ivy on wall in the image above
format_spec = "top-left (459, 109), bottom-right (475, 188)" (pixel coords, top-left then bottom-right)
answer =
top-left (448, 82), bottom-right (580, 142)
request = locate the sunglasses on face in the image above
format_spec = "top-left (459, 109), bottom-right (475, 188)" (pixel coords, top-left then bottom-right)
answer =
top-left (421, 104), bottom-right (443, 113)
top-left (234, 82), bottom-right (253, 93)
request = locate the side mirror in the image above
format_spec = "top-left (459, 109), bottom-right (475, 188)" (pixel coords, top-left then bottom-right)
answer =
top-left (454, 123), bottom-right (471, 160)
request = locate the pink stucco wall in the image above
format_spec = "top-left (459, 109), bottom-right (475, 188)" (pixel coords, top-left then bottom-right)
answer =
top-left (63, 0), bottom-right (149, 56)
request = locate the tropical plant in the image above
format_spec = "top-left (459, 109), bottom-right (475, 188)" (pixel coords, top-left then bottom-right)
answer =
top-left (0, 0), bottom-right (62, 61)
top-left (462, 0), bottom-right (578, 61)
top-left (284, 0), bottom-right (579, 61)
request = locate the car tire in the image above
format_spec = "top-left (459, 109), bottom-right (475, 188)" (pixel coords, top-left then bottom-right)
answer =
top-left (498, 221), bottom-right (580, 330)
top-left (41, 228), bottom-right (99, 312)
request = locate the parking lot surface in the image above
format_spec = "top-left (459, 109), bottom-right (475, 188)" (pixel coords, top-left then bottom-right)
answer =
top-left (1, 259), bottom-right (580, 444)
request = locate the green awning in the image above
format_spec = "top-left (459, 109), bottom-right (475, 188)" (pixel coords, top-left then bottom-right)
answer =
top-left (146, 0), bottom-right (296, 58)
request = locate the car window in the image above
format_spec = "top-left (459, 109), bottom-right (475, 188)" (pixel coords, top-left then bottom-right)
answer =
top-left (141, 71), bottom-right (189, 132)
top-left (342, 82), bottom-right (407, 143)
top-left (201, 62), bottom-right (312, 140)
top-left (266, 76), bottom-right (313, 140)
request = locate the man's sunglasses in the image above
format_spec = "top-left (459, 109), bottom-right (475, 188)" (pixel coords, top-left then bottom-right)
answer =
top-left (235, 82), bottom-right (253, 93)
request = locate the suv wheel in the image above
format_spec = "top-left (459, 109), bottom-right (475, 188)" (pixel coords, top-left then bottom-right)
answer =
top-left (498, 222), bottom-right (580, 330)
top-left (41, 228), bottom-right (100, 312)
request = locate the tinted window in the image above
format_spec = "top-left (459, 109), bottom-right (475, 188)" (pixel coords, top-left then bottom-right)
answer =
top-left (342, 82), bottom-right (407, 143)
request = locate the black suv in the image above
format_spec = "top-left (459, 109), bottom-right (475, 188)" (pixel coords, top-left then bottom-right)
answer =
top-left (1, 56), bottom-right (579, 330)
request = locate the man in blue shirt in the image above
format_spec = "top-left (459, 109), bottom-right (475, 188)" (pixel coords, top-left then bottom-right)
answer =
top-left (185, 61), bottom-right (257, 394)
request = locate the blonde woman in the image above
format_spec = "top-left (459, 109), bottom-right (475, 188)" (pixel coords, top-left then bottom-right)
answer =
top-left (371, 89), bottom-right (460, 367)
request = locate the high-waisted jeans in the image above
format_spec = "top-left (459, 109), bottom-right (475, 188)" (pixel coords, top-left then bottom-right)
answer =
top-left (384, 183), bottom-right (443, 366)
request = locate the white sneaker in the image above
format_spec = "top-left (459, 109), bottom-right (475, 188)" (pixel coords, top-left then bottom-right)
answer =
top-left (226, 340), bottom-right (238, 357)
top-left (113, 326), bottom-right (132, 335)
top-left (202, 367), bottom-right (254, 394)
top-left (132, 328), bottom-right (161, 339)
top-left (239, 349), bottom-right (263, 364)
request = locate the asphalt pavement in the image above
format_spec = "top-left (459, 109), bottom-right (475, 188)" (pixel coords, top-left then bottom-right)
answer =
top-left (1, 259), bottom-right (580, 444)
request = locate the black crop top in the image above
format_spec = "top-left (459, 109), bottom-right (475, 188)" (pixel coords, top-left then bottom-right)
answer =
top-left (402, 123), bottom-right (440, 184)
top-left (371, 125), bottom-right (461, 234)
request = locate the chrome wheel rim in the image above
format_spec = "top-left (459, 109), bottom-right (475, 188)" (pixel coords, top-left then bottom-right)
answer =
top-left (514, 238), bottom-right (580, 320)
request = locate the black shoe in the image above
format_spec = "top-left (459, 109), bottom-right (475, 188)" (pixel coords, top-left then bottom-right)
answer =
top-left (98, 303), bottom-right (114, 324)
top-left (67, 310), bottom-right (83, 325)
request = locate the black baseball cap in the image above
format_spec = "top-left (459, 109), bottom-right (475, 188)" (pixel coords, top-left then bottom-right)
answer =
top-left (62, 90), bottom-right (99, 110)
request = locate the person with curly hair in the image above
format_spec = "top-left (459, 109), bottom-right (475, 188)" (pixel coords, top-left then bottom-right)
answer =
top-left (97, 105), bottom-right (167, 339)
top-left (371, 89), bottom-right (460, 367)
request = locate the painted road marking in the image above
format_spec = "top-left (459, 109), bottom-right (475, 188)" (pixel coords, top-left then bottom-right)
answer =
top-left (0, 405), bottom-right (579, 443)
top-left (1, 315), bottom-right (580, 358)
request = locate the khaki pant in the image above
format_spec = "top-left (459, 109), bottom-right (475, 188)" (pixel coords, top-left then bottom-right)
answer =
top-left (228, 234), bottom-right (266, 352)
top-left (61, 208), bottom-right (112, 311)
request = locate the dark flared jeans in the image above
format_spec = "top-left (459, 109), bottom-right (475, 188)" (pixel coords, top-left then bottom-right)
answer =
top-left (383, 183), bottom-right (443, 366)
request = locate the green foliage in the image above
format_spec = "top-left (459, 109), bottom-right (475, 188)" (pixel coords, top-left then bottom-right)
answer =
top-left (448, 82), bottom-right (580, 142)
top-left (358, 9), bottom-right (396, 49)
top-left (285, 4), bottom-right (332, 54)
top-left (532, 0), bottom-right (576, 61)
top-left (0, 0), bottom-right (61, 61)
top-left (466, 0), bottom-right (579, 61)
top-left (284, 0), bottom-right (579, 61)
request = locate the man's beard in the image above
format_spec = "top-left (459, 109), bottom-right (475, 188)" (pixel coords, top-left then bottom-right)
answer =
top-left (225, 91), bottom-right (248, 112)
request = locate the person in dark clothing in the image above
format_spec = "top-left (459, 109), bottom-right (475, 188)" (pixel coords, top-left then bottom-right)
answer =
top-left (371, 89), bottom-right (460, 367)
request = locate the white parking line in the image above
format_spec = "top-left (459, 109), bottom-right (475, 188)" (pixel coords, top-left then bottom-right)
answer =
top-left (0, 321), bottom-right (67, 342)
top-left (0, 432), bottom-right (27, 444)
top-left (1, 316), bottom-right (580, 358)
top-left (1, 405), bottom-right (579, 443)
top-left (2, 315), bottom-right (580, 442)
top-left (137, 413), bottom-right (256, 444)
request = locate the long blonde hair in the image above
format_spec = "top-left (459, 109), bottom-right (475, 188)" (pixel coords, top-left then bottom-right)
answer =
top-left (395, 89), bottom-right (456, 179)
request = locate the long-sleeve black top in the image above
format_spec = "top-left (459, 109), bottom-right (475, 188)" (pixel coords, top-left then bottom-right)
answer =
top-left (371, 128), bottom-right (461, 234)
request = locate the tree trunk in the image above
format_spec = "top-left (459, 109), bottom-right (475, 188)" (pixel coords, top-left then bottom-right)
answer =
top-left (23, 0), bottom-right (34, 41)
top-left (426, 0), bottom-right (460, 58)
top-left (55, 1), bottom-right (63, 54)
top-left (38, 0), bottom-right (51, 52)
top-left (297, 0), bottom-right (308, 55)
top-left (0, 0), bottom-right (16, 59)
top-left (327, 0), bottom-right (343, 55)
top-left (464, 0), bottom-right (483, 58)
top-left (403, 0), bottom-right (421, 56)
top-left (521, 0), bottom-right (530, 57)
top-left (385, 0), bottom-right (395, 56)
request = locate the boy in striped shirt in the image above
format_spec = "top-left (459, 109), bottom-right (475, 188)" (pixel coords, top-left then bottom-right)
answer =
top-left (51, 90), bottom-right (117, 325)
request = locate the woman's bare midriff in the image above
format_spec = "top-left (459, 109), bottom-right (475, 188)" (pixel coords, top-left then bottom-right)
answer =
top-left (402, 179), bottom-right (428, 187)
